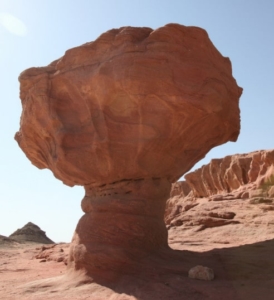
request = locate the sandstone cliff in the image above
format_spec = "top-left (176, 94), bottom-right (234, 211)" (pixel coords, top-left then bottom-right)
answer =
top-left (165, 149), bottom-right (274, 235)
top-left (184, 149), bottom-right (274, 198)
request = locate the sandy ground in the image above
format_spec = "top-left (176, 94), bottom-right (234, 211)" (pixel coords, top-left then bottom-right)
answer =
top-left (1, 236), bottom-right (274, 299)
top-left (1, 196), bottom-right (274, 299)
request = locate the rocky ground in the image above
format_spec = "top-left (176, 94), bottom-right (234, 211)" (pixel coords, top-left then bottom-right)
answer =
top-left (1, 194), bottom-right (274, 300)
top-left (166, 183), bottom-right (274, 252)
top-left (1, 149), bottom-right (274, 299)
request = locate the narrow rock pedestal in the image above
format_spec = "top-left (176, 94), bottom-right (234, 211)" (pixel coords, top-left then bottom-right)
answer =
top-left (68, 178), bottom-right (171, 282)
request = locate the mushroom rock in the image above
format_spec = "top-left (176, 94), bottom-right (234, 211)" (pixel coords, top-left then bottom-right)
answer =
top-left (15, 24), bottom-right (242, 283)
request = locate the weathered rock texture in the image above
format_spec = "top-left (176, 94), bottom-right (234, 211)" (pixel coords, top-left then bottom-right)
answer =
top-left (170, 181), bottom-right (191, 198)
top-left (165, 149), bottom-right (274, 235)
top-left (9, 222), bottom-right (54, 244)
top-left (35, 243), bottom-right (68, 264)
top-left (15, 24), bottom-right (241, 282)
top-left (185, 149), bottom-right (274, 198)
top-left (16, 24), bottom-right (242, 187)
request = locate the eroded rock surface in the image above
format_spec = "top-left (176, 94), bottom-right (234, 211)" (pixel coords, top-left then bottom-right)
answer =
top-left (15, 24), bottom-right (241, 283)
top-left (165, 149), bottom-right (274, 248)
top-left (35, 243), bottom-right (69, 264)
top-left (185, 149), bottom-right (274, 198)
top-left (15, 24), bottom-right (241, 187)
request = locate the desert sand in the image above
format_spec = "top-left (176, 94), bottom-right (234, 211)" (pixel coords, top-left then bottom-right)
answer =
top-left (1, 188), bottom-right (274, 300)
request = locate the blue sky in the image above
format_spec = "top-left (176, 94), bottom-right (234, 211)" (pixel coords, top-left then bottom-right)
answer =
top-left (1, 0), bottom-right (273, 242)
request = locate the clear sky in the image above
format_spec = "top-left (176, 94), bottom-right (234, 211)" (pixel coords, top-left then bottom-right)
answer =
top-left (1, 0), bottom-right (273, 242)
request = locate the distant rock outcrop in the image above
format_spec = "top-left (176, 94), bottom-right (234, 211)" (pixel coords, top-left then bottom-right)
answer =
top-left (185, 149), bottom-right (274, 198)
top-left (0, 235), bottom-right (19, 246)
top-left (9, 222), bottom-right (54, 244)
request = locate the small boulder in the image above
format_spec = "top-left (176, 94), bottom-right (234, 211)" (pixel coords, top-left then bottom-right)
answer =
top-left (188, 265), bottom-right (214, 281)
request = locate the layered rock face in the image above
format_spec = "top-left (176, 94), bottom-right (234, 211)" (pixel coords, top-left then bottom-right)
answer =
top-left (165, 149), bottom-right (274, 248)
top-left (185, 149), bottom-right (274, 198)
top-left (15, 24), bottom-right (242, 281)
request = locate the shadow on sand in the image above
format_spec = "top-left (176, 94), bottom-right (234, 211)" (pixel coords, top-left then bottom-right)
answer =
top-left (22, 238), bottom-right (274, 300)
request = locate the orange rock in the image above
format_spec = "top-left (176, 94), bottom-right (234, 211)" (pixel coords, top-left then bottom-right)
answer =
top-left (170, 181), bottom-right (191, 198)
top-left (185, 149), bottom-right (274, 198)
top-left (15, 24), bottom-right (242, 187)
top-left (15, 24), bottom-right (242, 281)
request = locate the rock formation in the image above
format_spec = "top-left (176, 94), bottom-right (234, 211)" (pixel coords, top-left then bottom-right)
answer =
top-left (185, 149), bottom-right (274, 198)
top-left (170, 181), bottom-right (191, 198)
top-left (15, 24), bottom-right (242, 282)
top-left (9, 222), bottom-right (54, 244)
top-left (165, 149), bottom-right (274, 234)
top-left (35, 244), bottom-right (68, 264)
top-left (0, 235), bottom-right (19, 247)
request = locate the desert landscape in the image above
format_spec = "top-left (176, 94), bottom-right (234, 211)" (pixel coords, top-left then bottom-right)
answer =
top-left (1, 149), bottom-right (274, 299)
top-left (1, 21), bottom-right (274, 300)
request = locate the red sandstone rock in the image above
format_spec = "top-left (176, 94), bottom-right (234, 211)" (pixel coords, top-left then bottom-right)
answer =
top-left (165, 149), bottom-right (274, 232)
top-left (15, 24), bottom-right (241, 283)
top-left (185, 149), bottom-right (274, 198)
top-left (16, 24), bottom-right (241, 187)
top-left (170, 181), bottom-right (191, 198)
top-left (35, 244), bottom-right (68, 264)
top-left (167, 186), bottom-right (274, 254)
